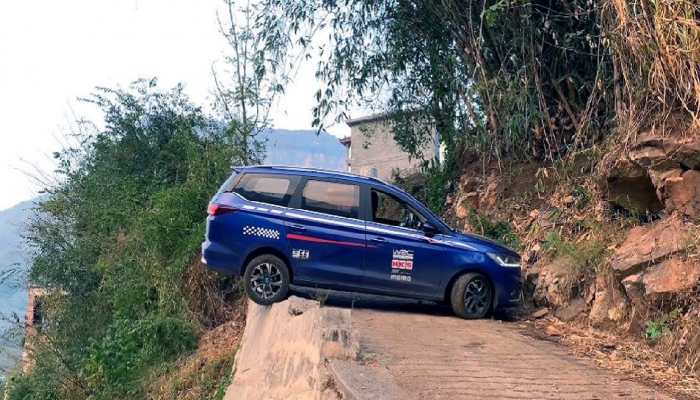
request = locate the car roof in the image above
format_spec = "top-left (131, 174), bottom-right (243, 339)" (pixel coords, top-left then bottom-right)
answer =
top-left (233, 165), bottom-right (391, 186)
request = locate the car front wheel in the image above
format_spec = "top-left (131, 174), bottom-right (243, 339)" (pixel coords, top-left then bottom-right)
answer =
top-left (243, 254), bottom-right (290, 305)
top-left (450, 272), bottom-right (493, 319)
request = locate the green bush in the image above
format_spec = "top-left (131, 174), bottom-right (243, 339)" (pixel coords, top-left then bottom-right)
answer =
top-left (82, 317), bottom-right (197, 398)
top-left (645, 309), bottom-right (682, 343)
top-left (4, 80), bottom-right (252, 400)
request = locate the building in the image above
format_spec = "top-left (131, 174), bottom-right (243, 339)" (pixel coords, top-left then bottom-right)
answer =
top-left (339, 113), bottom-right (441, 181)
top-left (21, 287), bottom-right (47, 373)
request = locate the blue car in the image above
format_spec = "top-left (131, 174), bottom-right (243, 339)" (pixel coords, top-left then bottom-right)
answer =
top-left (202, 166), bottom-right (521, 319)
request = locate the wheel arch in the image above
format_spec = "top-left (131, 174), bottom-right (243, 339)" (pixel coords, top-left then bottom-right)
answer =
top-left (241, 246), bottom-right (293, 282)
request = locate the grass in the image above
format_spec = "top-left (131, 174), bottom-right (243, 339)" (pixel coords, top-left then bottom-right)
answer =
top-left (542, 230), bottom-right (607, 274)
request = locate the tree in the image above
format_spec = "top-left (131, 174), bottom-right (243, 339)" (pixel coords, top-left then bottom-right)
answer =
top-left (5, 80), bottom-right (244, 399)
top-left (257, 0), bottom-right (612, 163)
top-left (213, 0), bottom-right (287, 164)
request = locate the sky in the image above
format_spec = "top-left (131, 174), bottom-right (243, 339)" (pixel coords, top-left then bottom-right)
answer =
top-left (0, 0), bottom-right (350, 210)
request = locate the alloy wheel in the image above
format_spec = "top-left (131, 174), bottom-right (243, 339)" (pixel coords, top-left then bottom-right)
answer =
top-left (249, 262), bottom-right (283, 300)
top-left (463, 277), bottom-right (491, 316)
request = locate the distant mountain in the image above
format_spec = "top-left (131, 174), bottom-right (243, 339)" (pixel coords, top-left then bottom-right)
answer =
top-left (0, 198), bottom-right (34, 377)
top-left (260, 129), bottom-right (346, 170)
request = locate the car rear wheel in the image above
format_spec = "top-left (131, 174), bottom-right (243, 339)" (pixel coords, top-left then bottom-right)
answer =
top-left (243, 254), bottom-right (290, 305)
top-left (450, 272), bottom-right (492, 319)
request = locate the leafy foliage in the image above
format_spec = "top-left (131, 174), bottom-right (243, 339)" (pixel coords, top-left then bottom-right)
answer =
top-left (3, 80), bottom-right (251, 399)
top-left (213, 0), bottom-right (288, 164)
top-left (645, 308), bottom-right (682, 343)
top-left (258, 0), bottom-right (613, 165)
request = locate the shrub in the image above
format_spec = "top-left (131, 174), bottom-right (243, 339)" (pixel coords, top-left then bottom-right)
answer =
top-left (5, 81), bottom-right (252, 400)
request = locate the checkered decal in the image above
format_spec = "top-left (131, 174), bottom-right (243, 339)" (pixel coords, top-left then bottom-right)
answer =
top-left (242, 226), bottom-right (280, 240)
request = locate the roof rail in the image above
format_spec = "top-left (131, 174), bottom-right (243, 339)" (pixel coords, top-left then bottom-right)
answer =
top-left (239, 164), bottom-right (391, 185)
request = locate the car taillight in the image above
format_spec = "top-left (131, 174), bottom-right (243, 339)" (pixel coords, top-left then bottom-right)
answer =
top-left (207, 203), bottom-right (236, 216)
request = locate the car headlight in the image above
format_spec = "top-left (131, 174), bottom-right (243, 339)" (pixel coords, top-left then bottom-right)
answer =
top-left (487, 253), bottom-right (521, 268)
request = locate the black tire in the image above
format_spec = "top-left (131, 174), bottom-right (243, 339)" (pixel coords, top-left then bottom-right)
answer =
top-left (450, 272), bottom-right (493, 319)
top-left (243, 254), bottom-right (290, 305)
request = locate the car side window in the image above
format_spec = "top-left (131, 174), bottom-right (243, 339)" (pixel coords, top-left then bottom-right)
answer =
top-left (233, 174), bottom-right (296, 207)
top-left (301, 180), bottom-right (360, 219)
top-left (371, 189), bottom-right (425, 230)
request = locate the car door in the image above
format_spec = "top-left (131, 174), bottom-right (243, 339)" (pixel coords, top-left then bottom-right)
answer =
top-left (363, 187), bottom-right (444, 299)
top-left (284, 177), bottom-right (367, 289)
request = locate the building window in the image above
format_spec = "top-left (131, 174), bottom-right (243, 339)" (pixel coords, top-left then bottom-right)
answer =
top-left (370, 167), bottom-right (378, 178)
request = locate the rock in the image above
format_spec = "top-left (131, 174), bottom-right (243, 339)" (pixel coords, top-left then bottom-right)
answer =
top-left (631, 128), bottom-right (700, 169)
top-left (661, 170), bottom-right (700, 220)
top-left (481, 179), bottom-right (501, 208)
top-left (531, 308), bottom-right (549, 319)
top-left (629, 131), bottom-right (682, 171)
top-left (590, 273), bottom-right (629, 329)
top-left (598, 151), bottom-right (664, 214)
top-left (647, 168), bottom-right (683, 192)
top-left (606, 173), bottom-right (664, 214)
top-left (600, 128), bottom-right (700, 215)
top-left (675, 136), bottom-right (700, 169)
top-left (621, 273), bottom-right (645, 307)
top-left (610, 216), bottom-right (690, 276)
top-left (533, 258), bottom-right (580, 308)
top-left (454, 191), bottom-right (478, 219)
top-left (555, 298), bottom-right (587, 322)
top-left (545, 324), bottom-right (563, 337)
top-left (643, 258), bottom-right (700, 295)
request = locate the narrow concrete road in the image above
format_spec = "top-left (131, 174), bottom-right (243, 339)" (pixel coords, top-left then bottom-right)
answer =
top-left (306, 291), bottom-right (673, 400)
top-left (352, 309), bottom-right (671, 399)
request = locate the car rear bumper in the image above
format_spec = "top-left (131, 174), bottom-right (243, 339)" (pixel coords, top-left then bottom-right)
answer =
top-left (201, 240), bottom-right (240, 276)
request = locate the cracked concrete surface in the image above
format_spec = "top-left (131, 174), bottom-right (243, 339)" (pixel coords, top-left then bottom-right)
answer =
top-left (347, 307), bottom-right (673, 400)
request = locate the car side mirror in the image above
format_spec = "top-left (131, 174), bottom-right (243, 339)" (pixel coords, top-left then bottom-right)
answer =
top-left (422, 222), bottom-right (439, 237)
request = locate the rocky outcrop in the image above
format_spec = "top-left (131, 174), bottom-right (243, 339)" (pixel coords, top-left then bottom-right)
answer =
top-left (605, 214), bottom-right (698, 318)
top-left (532, 258), bottom-right (582, 308)
top-left (642, 258), bottom-right (700, 295)
top-left (661, 170), bottom-right (700, 220)
top-left (601, 128), bottom-right (700, 220)
top-left (609, 216), bottom-right (691, 276)
top-left (225, 297), bottom-right (357, 400)
top-left (589, 273), bottom-right (629, 328)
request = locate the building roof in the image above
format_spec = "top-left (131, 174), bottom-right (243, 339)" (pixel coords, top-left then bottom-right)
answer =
top-left (345, 112), bottom-right (391, 127)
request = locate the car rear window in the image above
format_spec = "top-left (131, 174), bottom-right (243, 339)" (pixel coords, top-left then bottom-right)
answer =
top-left (215, 171), bottom-right (239, 196)
top-left (233, 174), bottom-right (296, 207)
top-left (301, 180), bottom-right (360, 219)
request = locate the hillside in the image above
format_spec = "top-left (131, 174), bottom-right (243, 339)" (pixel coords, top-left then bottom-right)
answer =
top-left (0, 199), bottom-right (34, 376)
top-left (0, 128), bottom-right (343, 383)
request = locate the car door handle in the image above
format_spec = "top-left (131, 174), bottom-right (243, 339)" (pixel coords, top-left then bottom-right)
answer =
top-left (289, 224), bottom-right (306, 231)
top-left (370, 237), bottom-right (386, 243)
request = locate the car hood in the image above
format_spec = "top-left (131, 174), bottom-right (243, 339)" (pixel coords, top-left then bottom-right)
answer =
top-left (443, 231), bottom-right (519, 256)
